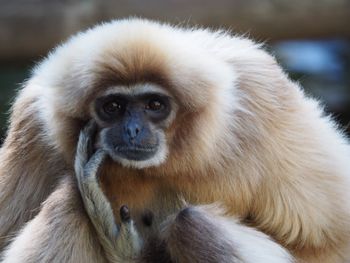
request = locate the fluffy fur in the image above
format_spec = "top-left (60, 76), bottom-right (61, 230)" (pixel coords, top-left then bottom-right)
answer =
top-left (74, 122), bottom-right (292, 262)
top-left (0, 18), bottom-right (349, 262)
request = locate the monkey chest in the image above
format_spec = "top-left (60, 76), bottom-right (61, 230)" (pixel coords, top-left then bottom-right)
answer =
top-left (100, 174), bottom-right (182, 238)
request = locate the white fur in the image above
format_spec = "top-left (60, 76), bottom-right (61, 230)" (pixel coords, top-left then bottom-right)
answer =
top-left (219, 219), bottom-right (294, 263)
top-left (102, 83), bottom-right (171, 97)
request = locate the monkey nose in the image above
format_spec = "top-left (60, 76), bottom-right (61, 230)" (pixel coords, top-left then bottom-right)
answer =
top-left (126, 122), bottom-right (141, 140)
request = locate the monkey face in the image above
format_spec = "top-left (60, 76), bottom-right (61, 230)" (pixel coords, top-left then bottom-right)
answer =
top-left (91, 83), bottom-right (177, 169)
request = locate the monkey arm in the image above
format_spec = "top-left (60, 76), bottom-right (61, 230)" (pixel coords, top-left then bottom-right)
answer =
top-left (0, 121), bottom-right (142, 263)
top-left (74, 122), bottom-right (142, 262)
top-left (1, 177), bottom-right (107, 263)
top-left (0, 89), bottom-right (65, 251)
top-left (251, 174), bottom-right (350, 262)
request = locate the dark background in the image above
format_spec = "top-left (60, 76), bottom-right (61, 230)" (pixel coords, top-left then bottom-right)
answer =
top-left (1, 0), bottom-right (350, 143)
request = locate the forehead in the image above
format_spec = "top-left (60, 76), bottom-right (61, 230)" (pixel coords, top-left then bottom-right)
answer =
top-left (100, 83), bottom-right (171, 97)
top-left (43, 20), bottom-right (235, 118)
top-left (86, 30), bottom-right (229, 111)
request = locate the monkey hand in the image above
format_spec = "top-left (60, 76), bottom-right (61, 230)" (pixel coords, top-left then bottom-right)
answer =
top-left (74, 121), bottom-right (142, 262)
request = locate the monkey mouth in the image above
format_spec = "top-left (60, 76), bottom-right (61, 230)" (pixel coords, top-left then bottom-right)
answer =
top-left (114, 145), bottom-right (158, 161)
top-left (116, 145), bottom-right (157, 152)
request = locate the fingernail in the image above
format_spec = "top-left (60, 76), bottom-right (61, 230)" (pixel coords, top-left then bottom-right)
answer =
top-left (120, 205), bottom-right (131, 222)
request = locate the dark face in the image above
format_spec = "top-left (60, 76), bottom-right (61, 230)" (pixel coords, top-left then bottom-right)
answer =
top-left (94, 89), bottom-right (173, 168)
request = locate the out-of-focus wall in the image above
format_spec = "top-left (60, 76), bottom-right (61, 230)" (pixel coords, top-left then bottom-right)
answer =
top-left (1, 0), bottom-right (350, 142)
top-left (1, 0), bottom-right (350, 60)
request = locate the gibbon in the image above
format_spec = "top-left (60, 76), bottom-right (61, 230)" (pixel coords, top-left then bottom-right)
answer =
top-left (0, 18), bottom-right (349, 263)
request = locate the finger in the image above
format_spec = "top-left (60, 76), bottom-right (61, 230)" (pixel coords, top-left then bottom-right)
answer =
top-left (75, 132), bottom-right (90, 183)
top-left (116, 205), bottom-right (143, 258)
top-left (120, 205), bottom-right (131, 223)
top-left (84, 149), bottom-right (107, 179)
top-left (84, 119), bottom-right (98, 137)
top-left (84, 121), bottom-right (98, 159)
top-left (79, 120), bottom-right (97, 159)
top-left (76, 130), bottom-right (89, 167)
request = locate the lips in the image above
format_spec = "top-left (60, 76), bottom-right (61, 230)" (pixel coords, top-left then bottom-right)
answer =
top-left (115, 145), bottom-right (157, 153)
top-left (114, 144), bottom-right (158, 161)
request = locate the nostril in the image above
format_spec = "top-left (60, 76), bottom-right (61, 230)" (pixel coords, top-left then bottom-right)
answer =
top-left (126, 124), bottom-right (141, 139)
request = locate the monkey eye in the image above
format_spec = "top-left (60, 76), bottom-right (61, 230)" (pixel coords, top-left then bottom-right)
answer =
top-left (146, 98), bottom-right (165, 111)
top-left (103, 101), bottom-right (123, 114)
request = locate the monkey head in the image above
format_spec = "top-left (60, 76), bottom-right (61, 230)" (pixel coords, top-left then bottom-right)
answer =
top-left (29, 18), bottom-right (243, 173)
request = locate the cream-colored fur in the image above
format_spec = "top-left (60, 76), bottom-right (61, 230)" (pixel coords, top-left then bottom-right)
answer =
top-left (2, 178), bottom-right (107, 263)
top-left (75, 122), bottom-right (293, 262)
top-left (0, 18), bottom-right (349, 262)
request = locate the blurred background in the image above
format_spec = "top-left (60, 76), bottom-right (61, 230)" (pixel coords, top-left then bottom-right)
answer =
top-left (1, 0), bottom-right (350, 143)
